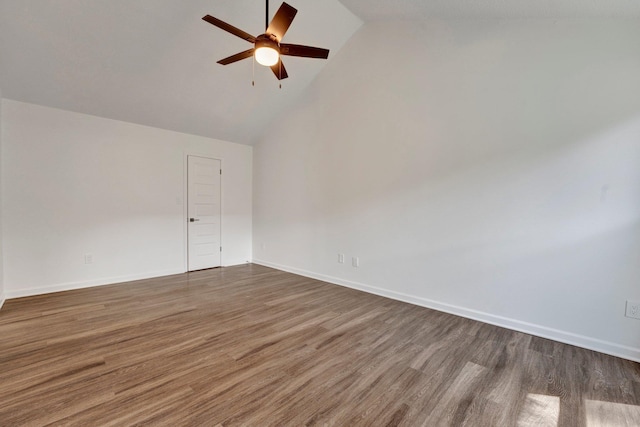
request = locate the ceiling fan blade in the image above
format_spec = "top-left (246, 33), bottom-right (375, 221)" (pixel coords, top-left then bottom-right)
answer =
top-left (280, 44), bottom-right (329, 59)
top-left (270, 60), bottom-right (289, 80)
top-left (266, 2), bottom-right (297, 42)
top-left (217, 49), bottom-right (255, 65)
top-left (202, 15), bottom-right (256, 43)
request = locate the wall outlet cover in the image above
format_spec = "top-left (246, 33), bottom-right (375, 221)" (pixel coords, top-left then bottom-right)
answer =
top-left (625, 300), bottom-right (640, 320)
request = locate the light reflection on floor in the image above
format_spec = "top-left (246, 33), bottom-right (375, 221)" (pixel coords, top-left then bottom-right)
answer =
top-left (517, 394), bottom-right (559, 426)
top-left (516, 394), bottom-right (640, 427)
top-left (585, 400), bottom-right (640, 427)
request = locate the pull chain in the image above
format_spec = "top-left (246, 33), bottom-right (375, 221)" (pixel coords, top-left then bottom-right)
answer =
top-left (252, 54), bottom-right (255, 86)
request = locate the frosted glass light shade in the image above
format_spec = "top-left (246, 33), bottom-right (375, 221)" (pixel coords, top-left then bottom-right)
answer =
top-left (255, 47), bottom-right (279, 66)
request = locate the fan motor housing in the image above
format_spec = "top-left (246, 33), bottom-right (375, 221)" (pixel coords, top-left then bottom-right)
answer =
top-left (255, 34), bottom-right (280, 53)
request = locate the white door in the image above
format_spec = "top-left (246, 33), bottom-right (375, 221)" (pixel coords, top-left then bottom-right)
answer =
top-left (188, 156), bottom-right (221, 271)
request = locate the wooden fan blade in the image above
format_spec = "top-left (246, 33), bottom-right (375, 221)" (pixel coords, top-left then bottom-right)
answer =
top-left (202, 15), bottom-right (256, 43)
top-left (266, 2), bottom-right (297, 42)
top-left (270, 59), bottom-right (289, 80)
top-left (280, 43), bottom-right (329, 59)
top-left (217, 49), bottom-right (255, 65)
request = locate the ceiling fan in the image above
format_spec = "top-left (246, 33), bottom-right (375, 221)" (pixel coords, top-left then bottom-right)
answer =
top-left (202, 1), bottom-right (330, 81)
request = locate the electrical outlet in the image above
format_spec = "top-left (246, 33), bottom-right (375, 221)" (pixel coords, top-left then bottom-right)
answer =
top-left (338, 254), bottom-right (345, 264)
top-left (352, 257), bottom-right (359, 268)
top-left (84, 254), bottom-right (93, 264)
top-left (626, 301), bottom-right (640, 320)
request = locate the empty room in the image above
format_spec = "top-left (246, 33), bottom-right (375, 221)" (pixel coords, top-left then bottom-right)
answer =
top-left (1, 0), bottom-right (639, 425)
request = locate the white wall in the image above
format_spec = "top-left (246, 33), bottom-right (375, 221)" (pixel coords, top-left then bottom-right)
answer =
top-left (0, 88), bottom-right (4, 308)
top-left (253, 19), bottom-right (640, 361)
top-left (2, 100), bottom-right (252, 298)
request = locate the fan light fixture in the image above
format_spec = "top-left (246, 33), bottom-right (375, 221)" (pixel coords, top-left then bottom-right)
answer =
top-left (254, 35), bottom-right (280, 67)
top-left (255, 47), bottom-right (279, 66)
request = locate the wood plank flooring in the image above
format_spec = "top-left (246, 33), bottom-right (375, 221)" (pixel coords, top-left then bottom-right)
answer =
top-left (1, 264), bottom-right (639, 426)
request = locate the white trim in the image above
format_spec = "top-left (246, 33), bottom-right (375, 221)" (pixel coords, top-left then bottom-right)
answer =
top-left (252, 259), bottom-right (640, 363)
top-left (0, 292), bottom-right (5, 310)
top-left (6, 268), bottom-right (184, 299)
top-left (223, 259), bottom-right (252, 268)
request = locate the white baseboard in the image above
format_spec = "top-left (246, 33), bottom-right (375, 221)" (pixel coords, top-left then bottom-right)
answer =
top-left (5, 261), bottom-right (251, 300)
top-left (253, 259), bottom-right (640, 363)
top-left (6, 268), bottom-right (186, 300)
top-left (0, 291), bottom-right (5, 310)
top-left (223, 259), bottom-right (252, 267)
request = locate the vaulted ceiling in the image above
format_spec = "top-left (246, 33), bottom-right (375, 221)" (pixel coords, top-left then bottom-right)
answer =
top-left (0, 0), bottom-right (361, 144)
top-left (340, 0), bottom-right (640, 20)
top-left (1, 1), bottom-right (638, 145)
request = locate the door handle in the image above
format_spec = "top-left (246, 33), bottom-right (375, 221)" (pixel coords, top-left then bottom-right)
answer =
top-left (189, 218), bottom-right (200, 222)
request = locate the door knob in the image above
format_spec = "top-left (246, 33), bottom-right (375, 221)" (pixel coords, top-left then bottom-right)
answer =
top-left (190, 218), bottom-right (200, 222)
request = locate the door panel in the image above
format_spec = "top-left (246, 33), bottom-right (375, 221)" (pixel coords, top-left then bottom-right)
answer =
top-left (188, 156), bottom-right (221, 271)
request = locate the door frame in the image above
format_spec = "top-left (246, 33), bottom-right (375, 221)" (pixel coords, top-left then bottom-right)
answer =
top-left (183, 152), bottom-right (223, 272)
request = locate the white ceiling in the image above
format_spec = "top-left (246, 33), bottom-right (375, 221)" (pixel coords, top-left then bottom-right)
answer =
top-left (0, 0), bottom-right (361, 144)
top-left (340, 0), bottom-right (640, 20)
top-left (1, 1), bottom-right (639, 146)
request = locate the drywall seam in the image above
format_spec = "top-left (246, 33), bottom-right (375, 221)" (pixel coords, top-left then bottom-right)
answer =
top-left (252, 259), bottom-right (640, 363)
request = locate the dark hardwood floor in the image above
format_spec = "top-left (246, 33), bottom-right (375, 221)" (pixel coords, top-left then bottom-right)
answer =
top-left (1, 264), bottom-right (639, 426)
